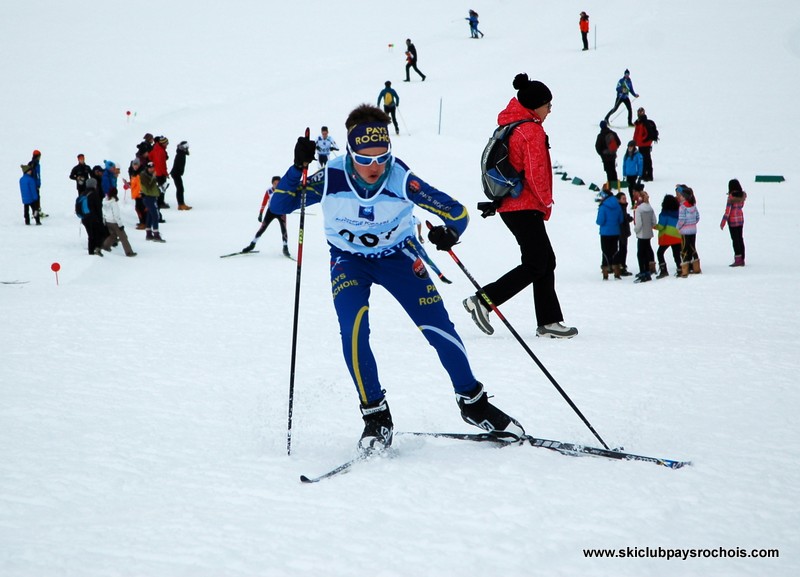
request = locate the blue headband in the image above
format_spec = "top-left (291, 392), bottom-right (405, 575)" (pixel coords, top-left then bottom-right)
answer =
top-left (347, 122), bottom-right (391, 152)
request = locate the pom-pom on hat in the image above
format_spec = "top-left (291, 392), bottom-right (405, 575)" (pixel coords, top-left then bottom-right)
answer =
top-left (513, 73), bottom-right (552, 111)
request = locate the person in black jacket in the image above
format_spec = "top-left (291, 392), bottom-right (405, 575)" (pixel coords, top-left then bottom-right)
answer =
top-left (595, 121), bottom-right (621, 188)
top-left (69, 154), bottom-right (93, 193)
top-left (81, 178), bottom-right (109, 256)
top-left (403, 39), bottom-right (426, 82)
top-left (170, 141), bottom-right (191, 210)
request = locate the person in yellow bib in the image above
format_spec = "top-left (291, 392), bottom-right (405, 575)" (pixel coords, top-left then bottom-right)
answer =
top-left (377, 80), bottom-right (400, 135)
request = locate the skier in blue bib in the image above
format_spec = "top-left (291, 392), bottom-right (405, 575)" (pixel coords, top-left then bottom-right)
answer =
top-left (270, 104), bottom-right (525, 453)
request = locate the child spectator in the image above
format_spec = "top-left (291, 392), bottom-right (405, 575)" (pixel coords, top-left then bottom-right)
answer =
top-left (654, 194), bottom-right (682, 278)
top-left (596, 185), bottom-right (624, 280)
top-left (633, 188), bottom-right (656, 282)
top-left (102, 188), bottom-right (137, 257)
top-left (616, 192), bottom-right (634, 276)
top-left (720, 178), bottom-right (747, 267)
top-left (676, 184), bottom-right (700, 276)
top-left (622, 141), bottom-right (643, 200)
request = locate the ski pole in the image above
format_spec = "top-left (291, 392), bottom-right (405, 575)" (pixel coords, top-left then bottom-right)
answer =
top-left (397, 107), bottom-right (411, 136)
top-left (406, 238), bottom-right (451, 283)
top-left (287, 127), bottom-right (310, 456)
top-left (425, 221), bottom-right (610, 449)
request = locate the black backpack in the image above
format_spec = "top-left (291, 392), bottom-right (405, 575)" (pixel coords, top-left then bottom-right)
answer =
top-left (480, 120), bottom-right (534, 201)
top-left (645, 119), bottom-right (659, 142)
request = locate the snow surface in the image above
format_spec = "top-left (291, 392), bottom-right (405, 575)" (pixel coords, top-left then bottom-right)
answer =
top-left (2, 0), bottom-right (799, 575)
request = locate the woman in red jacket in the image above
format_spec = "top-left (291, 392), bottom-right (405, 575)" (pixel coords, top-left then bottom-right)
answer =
top-left (463, 74), bottom-right (577, 339)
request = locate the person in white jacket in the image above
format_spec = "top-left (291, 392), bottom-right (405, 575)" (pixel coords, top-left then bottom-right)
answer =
top-left (102, 188), bottom-right (137, 257)
top-left (632, 184), bottom-right (656, 282)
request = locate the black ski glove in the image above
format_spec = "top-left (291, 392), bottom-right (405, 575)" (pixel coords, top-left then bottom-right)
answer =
top-left (257, 212), bottom-right (263, 223)
top-left (428, 225), bottom-right (459, 251)
top-left (293, 136), bottom-right (316, 169)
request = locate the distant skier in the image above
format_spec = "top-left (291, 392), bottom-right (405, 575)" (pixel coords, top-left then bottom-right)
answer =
top-left (315, 126), bottom-right (339, 168)
top-left (466, 10), bottom-right (484, 38)
top-left (579, 12), bottom-right (589, 51)
top-left (241, 176), bottom-right (290, 257)
top-left (377, 81), bottom-right (400, 135)
top-left (603, 69), bottom-right (639, 126)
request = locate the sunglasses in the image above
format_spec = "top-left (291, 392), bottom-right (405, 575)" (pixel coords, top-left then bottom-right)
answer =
top-left (349, 145), bottom-right (392, 167)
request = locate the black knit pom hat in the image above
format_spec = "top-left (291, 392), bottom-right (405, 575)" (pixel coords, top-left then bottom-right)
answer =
top-left (513, 73), bottom-right (552, 111)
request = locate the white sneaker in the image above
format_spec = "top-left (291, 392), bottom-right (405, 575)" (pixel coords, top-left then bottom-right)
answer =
top-left (463, 295), bottom-right (493, 335)
top-left (536, 322), bottom-right (578, 339)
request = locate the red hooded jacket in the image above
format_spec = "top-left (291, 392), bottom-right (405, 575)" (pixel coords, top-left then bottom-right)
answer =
top-left (496, 98), bottom-right (554, 220)
top-left (149, 143), bottom-right (169, 177)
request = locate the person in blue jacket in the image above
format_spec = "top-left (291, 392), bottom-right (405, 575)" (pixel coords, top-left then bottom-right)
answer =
top-left (270, 104), bottom-right (525, 453)
top-left (466, 10), bottom-right (484, 38)
top-left (101, 160), bottom-right (119, 198)
top-left (621, 141), bottom-right (643, 202)
top-left (19, 164), bottom-right (41, 225)
top-left (376, 80), bottom-right (400, 135)
top-left (603, 69), bottom-right (639, 126)
top-left (596, 184), bottom-right (624, 279)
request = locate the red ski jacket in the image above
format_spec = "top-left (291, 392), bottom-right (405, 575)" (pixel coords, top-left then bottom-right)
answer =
top-left (496, 98), bottom-right (554, 220)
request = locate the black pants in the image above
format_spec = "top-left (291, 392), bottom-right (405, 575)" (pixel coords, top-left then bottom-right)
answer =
top-left (254, 209), bottom-right (288, 244)
top-left (384, 106), bottom-right (399, 134)
top-left (172, 174), bottom-right (185, 205)
top-left (23, 200), bottom-right (41, 225)
top-left (680, 234), bottom-right (699, 264)
top-left (481, 210), bottom-right (564, 327)
top-left (601, 155), bottom-right (618, 185)
top-left (600, 235), bottom-right (621, 268)
top-left (156, 175), bottom-right (168, 207)
top-left (639, 146), bottom-right (653, 180)
top-left (618, 234), bottom-right (629, 267)
top-left (405, 62), bottom-right (425, 81)
top-left (637, 238), bottom-right (655, 274)
top-left (82, 219), bottom-right (108, 254)
top-left (728, 226), bottom-right (745, 258)
top-left (605, 97), bottom-right (633, 125)
top-left (657, 244), bottom-right (681, 270)
top-left (581, 31), bottom-right (589, 50)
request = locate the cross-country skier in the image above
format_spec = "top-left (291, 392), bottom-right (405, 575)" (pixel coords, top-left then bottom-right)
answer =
top-left (315, 126), bottom-right (339, 168)
top-left (604, 69), bottom-right (639, 126)
top-left (241, 176), bottom-right (290, 257)
top-left (270, 104), bottom-right (524, 454)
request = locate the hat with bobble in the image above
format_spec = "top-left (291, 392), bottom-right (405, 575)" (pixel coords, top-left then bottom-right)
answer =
top-left (513, 73), bottom-right (552, 111)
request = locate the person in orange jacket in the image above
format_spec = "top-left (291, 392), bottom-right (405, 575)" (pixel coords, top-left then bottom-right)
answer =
top-left (579, 12), bottom-right (590, 51)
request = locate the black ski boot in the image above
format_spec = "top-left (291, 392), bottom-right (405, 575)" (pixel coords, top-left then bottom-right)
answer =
top-left (358, 398), bottom-right (393, 453)
top-left (241, 242), bottom-right (256, 254)
top-left (456, 383), bottom-right (525, 441)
